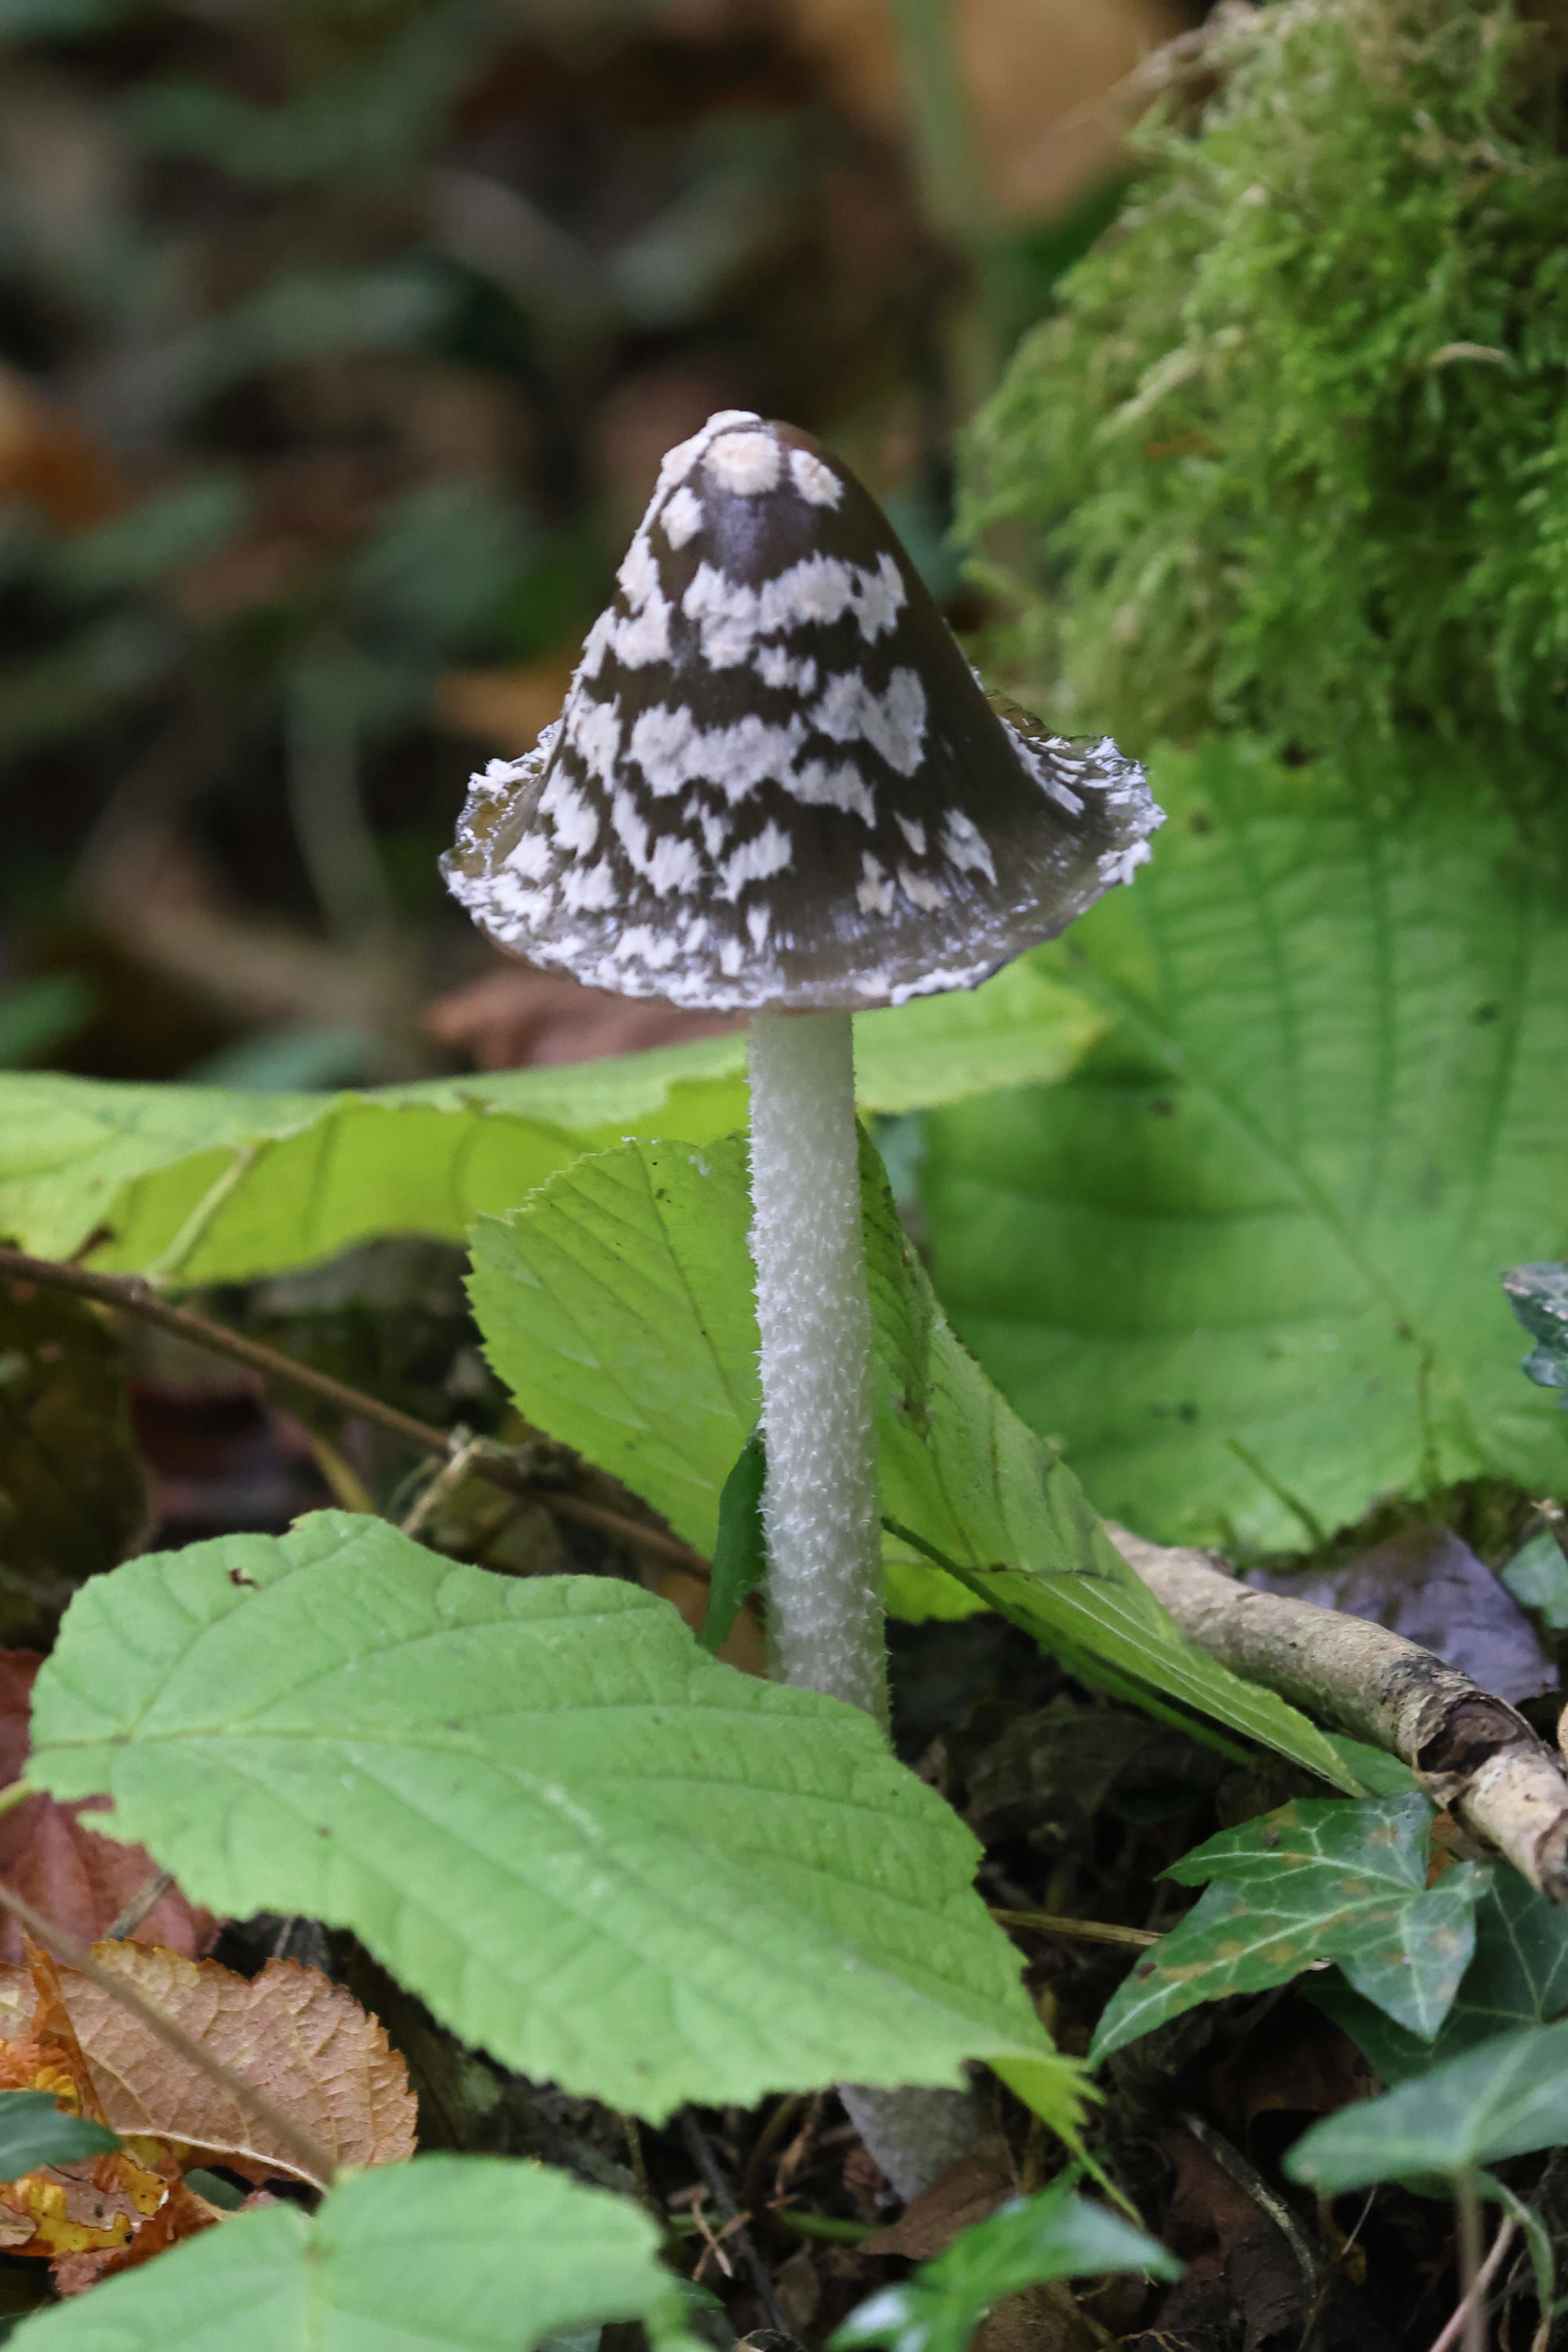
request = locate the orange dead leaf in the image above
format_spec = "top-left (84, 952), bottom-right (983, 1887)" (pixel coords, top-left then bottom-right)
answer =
top-left (0, 1650), bottom-right (216, 1965)
top-left (0, 1945), bottom-right (212, 2292)
top-left (0, 1944), bottom-right (416, 2190)
top-left (0, 366), bottom-right (126, 534)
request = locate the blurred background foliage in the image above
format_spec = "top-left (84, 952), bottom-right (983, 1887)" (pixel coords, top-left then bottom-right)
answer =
top-left (0, 0), bottom-right (1192, 1093)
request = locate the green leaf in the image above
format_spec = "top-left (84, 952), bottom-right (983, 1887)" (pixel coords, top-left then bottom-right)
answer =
top-left (921, 744), bottom-right (1568, 1549)
top-left (9, 2154), bottom-right (688, 2352)
top-left (1091, 1794), bottom-right (1485, 2061)
top-left (468, 1131), bottom-right (1355, 1780)
top-left (0, 2092), bottom-right (118, 2176)
top-left (0, 976), bottom-right (93, 1072)
top-left (1312, 1865), bottom-right (1568, 2085)
top-left (1284, 2019), bottom-right (1568, 2192)
top-left (1504, 1265), bottom-right (1568, 1402)
top-left (26, 1511), bottom-right (1073, 2125)
top-left (50, 476), bottom-right (251, 596)
top-left (0, 954), bottom-right (1098, 1285)
top-left (699, 1425), bottom-right (767, 1653)
top-left (1488, 2179), bottom-right (1555, 2321)
top-left (831, 2181), bottom-right (1180, 2352)
top-left (1501, 1530), bottom-right (1568, 1631)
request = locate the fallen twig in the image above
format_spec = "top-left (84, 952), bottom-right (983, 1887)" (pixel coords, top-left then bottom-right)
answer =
top-left (0, 1243), bottom-right (706, 1576)
top-left (1429, 2193), bottom-right (1513, 2352)
top-left (678, 2111), bottom-right (788, 2333)
top-left (1109, 1526), bottom-right (1568, 1907)
top-left (990, 1908), bottom-right (1159, 1951)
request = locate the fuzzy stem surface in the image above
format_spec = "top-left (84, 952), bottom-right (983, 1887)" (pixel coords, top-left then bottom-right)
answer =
top-left (749, 1009), bottom-right (982, 2195)
top-left (748, 1007), bottom-right (887, 1722)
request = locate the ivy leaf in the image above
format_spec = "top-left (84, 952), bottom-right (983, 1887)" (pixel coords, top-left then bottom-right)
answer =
top-left (1501, 1530), bottom-right (1568, 1631)
top-left (1312, 1865), bottom-right (1568, 2085)
top-left (1284, 2020), bottom-right (1568, 2192)
top-left (0, 2092), bottom-right (118, 2177)
top-left (920, 745), bottom-right (1568, 1549)
top-left (1504, 1264), bottom-right (1568, 1401)
top-left (26, 1512), bottom-right (1076, 2128)
top-left (1091, 1793), bottom-right (1485, 2061)
top-left (468, 1133), bottom-right (1355, 1783)
top-left (699, 1426), bottom-right (767, 1654)
top-left (0, 953), bottom-right (1097, 1286)
top-left (8, 2154), bottom-right (693, 2352)
top-left (832, 2181), bottom-right (1179, 2352)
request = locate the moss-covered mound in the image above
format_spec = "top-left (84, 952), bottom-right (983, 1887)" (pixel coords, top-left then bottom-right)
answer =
top-left (962, 0), bottom-right (1568, 782)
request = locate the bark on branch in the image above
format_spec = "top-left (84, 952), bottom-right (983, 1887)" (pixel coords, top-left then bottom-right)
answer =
top-left (1109, 1526), bottom-right (1568, 1908)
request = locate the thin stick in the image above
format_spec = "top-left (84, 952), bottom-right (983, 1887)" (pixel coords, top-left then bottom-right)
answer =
top-left (104, 1870), bottom-right (173, 1943)
top-left (401, 1437), bottom-right (485, 1540)
top-left (1432, 2182), bottom-right (1510, 2352)
top-left (1181, 2114), bottom-right (1317, 2298)
top-left (0, 1244), bottom-right (706, 1574)
top-left (0, 1876), bottom-right (338, 2189)
top-left (741, 2092), bottom-right (804, 2228)
top-left (991, 1908), bottom-right (1160, 1952)
top-left (677, 2112), bottom-right (787, 2334)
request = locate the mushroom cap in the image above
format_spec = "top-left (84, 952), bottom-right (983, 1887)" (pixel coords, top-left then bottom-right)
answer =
top-left (443, 411), bottom-right (1163, 1011)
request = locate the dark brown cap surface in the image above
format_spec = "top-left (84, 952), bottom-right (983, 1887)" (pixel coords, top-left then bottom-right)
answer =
top-left (444, 411), bottom-right (1162, 1010)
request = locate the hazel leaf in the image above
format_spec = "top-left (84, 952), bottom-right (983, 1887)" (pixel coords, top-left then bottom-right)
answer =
top-left (0, 953), bottom-right (1098, 1286)
top-left (25, 1512), bottom-right (1075, 2127)
top-left (7, 2154), bottom-right (692, 2352)
top-left (1090, 1792), bottom-right (1486, 2061)
top-left (466, 1131), bottom-right (1355, 1781)
top-left (920, 744), bottom-right (1568, 1550)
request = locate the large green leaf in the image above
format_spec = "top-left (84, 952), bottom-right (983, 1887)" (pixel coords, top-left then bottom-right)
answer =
top-left (921, 744), bottom-right (1568, 1550)
top-left (0, 954), bottom-right (1097, 1286)
top-left (26, 1511), bottom-right (1074, 2125)
top-left (833, 2181), bottom-right (1180, 2352)
top-left (1284, 2020), bottom-right (1568, 2192)
top-left (11, 2154), bottom-right (688, 2351)
top-left (1091, 1794), bottom-right (1484, 2061)
top-left (467, 1132), bottom-right (1355, 1784)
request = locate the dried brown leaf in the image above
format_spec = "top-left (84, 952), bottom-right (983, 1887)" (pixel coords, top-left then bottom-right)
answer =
top-left (862, 2133), bottom-right (1014, 2259)
top-left (1249, 1524), bottom-right (1557, 1704)
top-left (0, 1947), bottom-right (416, 2189)
top-left (422, 960), bottom-right (741, 1073)
top-left (0, 1651), bottom-right (215, 1965)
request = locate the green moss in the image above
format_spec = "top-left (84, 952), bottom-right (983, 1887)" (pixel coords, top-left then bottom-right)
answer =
top-left (961, 1), bottom-right (1568, 779)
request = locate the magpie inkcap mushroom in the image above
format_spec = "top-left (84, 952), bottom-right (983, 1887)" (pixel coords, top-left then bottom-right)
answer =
top-left (443, 409), bottom-right (1162, 1011)
top-left (445, 412), bottom-right (1161, 2198)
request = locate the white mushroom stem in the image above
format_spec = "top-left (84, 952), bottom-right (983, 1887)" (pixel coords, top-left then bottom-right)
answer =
top-left (748, 1007), bottom-right (982, 2198)
top-left (747, 1007), bottom-right (887, 1723)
